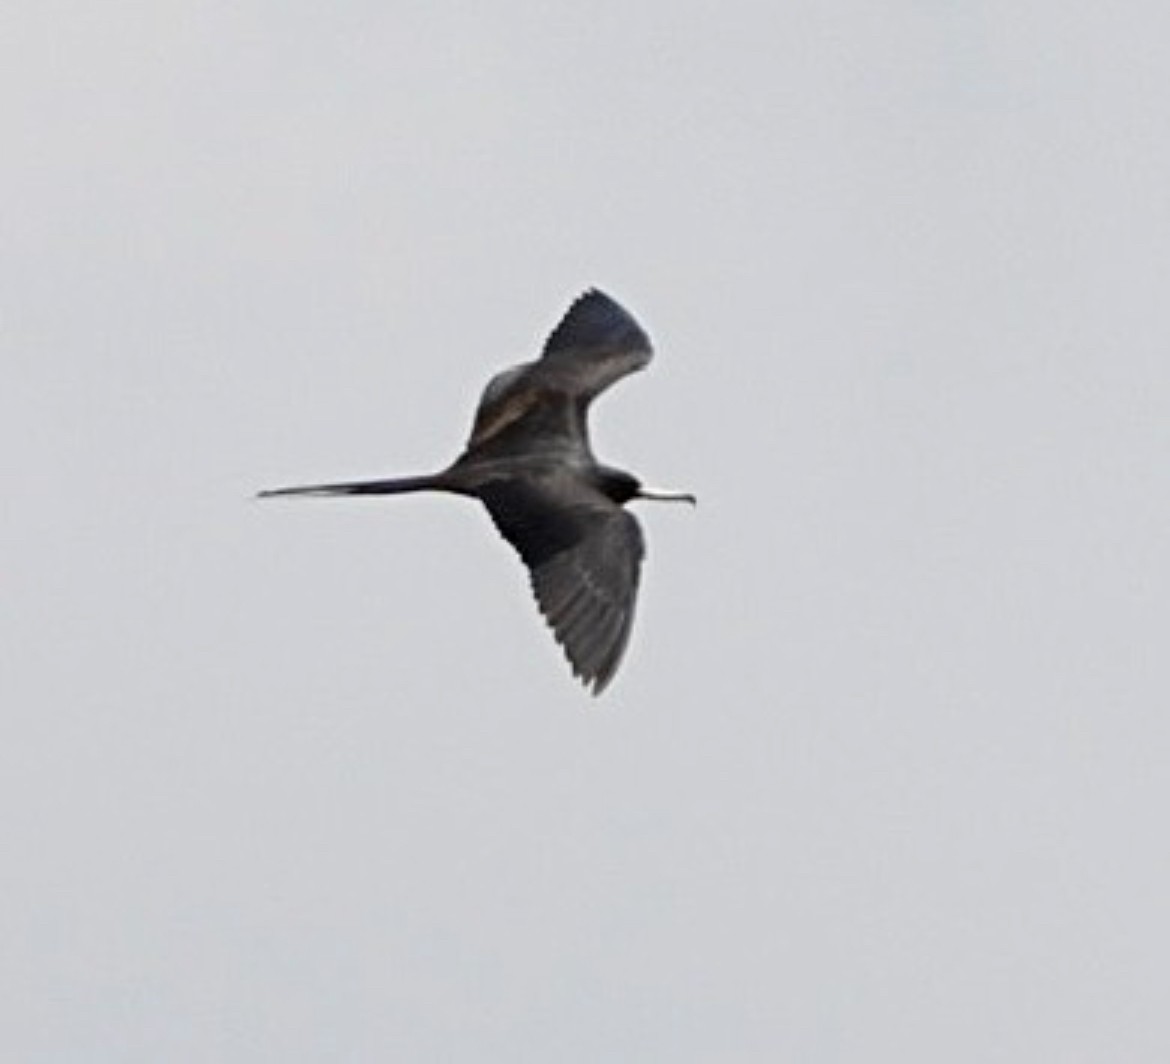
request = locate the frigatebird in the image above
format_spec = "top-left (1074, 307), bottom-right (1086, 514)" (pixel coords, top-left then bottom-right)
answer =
top-left (260, 289), bottom-right (693, 694)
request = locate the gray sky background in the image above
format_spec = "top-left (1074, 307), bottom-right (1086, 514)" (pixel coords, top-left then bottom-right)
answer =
top-left (3, 2), bottom-right (1168, 1060)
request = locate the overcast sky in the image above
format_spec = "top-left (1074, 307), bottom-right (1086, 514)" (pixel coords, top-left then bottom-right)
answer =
top-left (3, 2), bottom-right (1168, 1061)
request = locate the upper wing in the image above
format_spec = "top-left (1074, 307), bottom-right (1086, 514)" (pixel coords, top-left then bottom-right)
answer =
top-left (537, 288), bottom-right (653, 397)
top-left (478, 472), bottom-right (645, 694)
top-left (464, 290), bottom-right (653, 457)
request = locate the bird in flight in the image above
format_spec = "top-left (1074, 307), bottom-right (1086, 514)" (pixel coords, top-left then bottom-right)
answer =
top-left (260, 289), bottom-right (693, 694)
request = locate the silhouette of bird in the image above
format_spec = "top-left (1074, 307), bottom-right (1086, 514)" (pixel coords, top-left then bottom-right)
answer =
top-left (260, 289), bottom-right (693, 694)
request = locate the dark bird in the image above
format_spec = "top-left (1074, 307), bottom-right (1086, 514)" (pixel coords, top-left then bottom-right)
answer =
top-left (260, 289), bottom-right (694, 694)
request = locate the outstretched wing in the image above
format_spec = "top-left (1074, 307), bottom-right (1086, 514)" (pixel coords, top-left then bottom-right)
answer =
top-left (538, 288), bottom-right (653, 396)
top-left (464, 289), bottom-right (653, 458)
top-left (478, 472), bottom-right (645, 694)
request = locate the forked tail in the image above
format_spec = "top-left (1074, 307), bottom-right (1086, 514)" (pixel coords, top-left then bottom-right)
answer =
top-left (257, 473), bottom-right (446, 499)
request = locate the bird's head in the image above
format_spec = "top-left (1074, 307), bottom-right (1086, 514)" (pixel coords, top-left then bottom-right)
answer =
top-left (599, 467), bottom-right (696, 507)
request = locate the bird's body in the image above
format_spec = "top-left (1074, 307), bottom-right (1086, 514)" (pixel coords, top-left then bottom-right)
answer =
top-left (261, 289), bottom-right (692, 693)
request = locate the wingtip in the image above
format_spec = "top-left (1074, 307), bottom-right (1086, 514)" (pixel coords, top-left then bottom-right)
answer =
top-left (567, 287), bottom-right (627, 320)
top-left (542, 288), bottom-right (653, 363)
top-left (588, 671), bottom-right (617, 697)
top-left (576, 285), bottom-right (613, 305)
